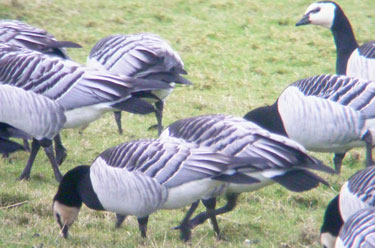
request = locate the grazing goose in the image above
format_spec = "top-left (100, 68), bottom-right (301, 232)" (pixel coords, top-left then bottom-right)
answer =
top-left (296, 1), bottom-right (375, 80)
top-left (335, 208), bottom-right (375, 248)
top-left (52, 139), bottom-right (259, 241)
top-left (0, 44), bottom-right (171, 181)
top-left (0, 84), bottom-right (66, 181)
top-left (321, 166), bottom-right (375, 248)
top-left (0, 19), bottom-right (81, 59)
top-left (0, 136), bottom-right (25, 155)
top-left (150, 114), bottom-right (334, 238)
top-left (244, 74), bottom-right (375, 174)
top-left (87, 33), bottom-right (192, 135)
top-left (0, 20), bottom-right (81, 156)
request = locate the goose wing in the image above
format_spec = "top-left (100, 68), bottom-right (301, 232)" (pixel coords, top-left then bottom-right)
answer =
top-left (339, 166), bottom-right (375, 222)
top-left (160, 114), bottom-right (333, 174)
top-left (88, 33), bottom-right (191, 85)
top-left (336, 208), bottom-right (375, 248)
top-left (0, 20), bottom-right (80, 59)
top-left (0, 44), bottom-right (171, 111)
top-left (291, 74), bottom-right (375, 118)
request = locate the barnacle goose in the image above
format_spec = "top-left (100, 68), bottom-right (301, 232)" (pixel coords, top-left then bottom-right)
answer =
top-left (0, 20), bottom-right (81, 156)
top-left (335, 208), bottom-right (375, 248)
top-left (321, 166), bottom-right (375, 248)
top-left (87, 33), bottom-right (192, 135)
top-left (0, 84), bottom-right (66, 181)
top-left (244, 74), bottom-right (375, 174)
top-left (0, 44), bottom-right (171, 180)
top-left (0, 19), bottom-right (81, 59)
top-left (296, 1), bottom-right (375, 80)
top-left (151, 114), bottom-right (334, 238)
top-left (52, 139), bottom-right (259, 241)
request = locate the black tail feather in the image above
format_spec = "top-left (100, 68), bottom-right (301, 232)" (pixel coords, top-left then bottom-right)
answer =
top-left (0, 137), bottom-right (25, 154)
top-left (271, 169), bottom-right (329, 192)
top-left (111, 98), bottom-right (155, 115)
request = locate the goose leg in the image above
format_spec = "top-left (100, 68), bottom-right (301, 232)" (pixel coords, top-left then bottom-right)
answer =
top-left (18, 138), bottom-right (41, 180)
top-left (179, 200), bottom-right (200, 242)
top-left (23, 138), bottom-right (30, 152)
top-left (363, 131), bottom-right (374, 167)
top-left (114, 111), bottom-right (123, 135)
top-left (42, 143), bottom-right (63, 182)
top-left (54, 134), bottom-right (67, 165)
top-left (333, 153), bottom-right (346, 174)
top-left (202, 198), bottom-right (221, 239)
top-left (155, 101), bottom-right (164, 136)
top-left (187, 193), bottom-right (239, 229)
top-left (137, 216), bottom-right (149, 238)
top-left (115, 214), bottom-right (127, 228)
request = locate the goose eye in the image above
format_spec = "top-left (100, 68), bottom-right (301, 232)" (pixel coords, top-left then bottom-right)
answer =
top-left (310, 7), bottom-right (321, 14)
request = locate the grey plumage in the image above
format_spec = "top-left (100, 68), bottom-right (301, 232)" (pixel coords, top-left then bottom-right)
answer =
top-left (87, 33), bottom-right (192, 135)
top-left (0, 84), bottom-right (66, 180)
top-left (0, 19), bottom-right (81, 59)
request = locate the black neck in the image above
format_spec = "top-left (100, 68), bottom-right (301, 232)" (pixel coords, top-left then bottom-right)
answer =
top-left (330, 4), bottom-right (358, 74)
top-left (243, 102), bottom-right (287, 136)
top-left (320, 195), bottom-right (343, 236)
top-left (54, 165), bottom-right (104, 211)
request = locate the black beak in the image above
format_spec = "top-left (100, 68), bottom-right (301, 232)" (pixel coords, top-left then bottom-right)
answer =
top-left (296, 15), bottom-right (310, 26)
top-left (62, 225), bottom-right (69, 239)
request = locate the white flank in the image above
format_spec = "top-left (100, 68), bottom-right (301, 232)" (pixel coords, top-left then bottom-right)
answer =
top-left (63, 102), bottom-right (113, 129)
top-left (339, 181), bottom-right (369, 222)
top-left (347, 49), bottom-right (375, 81)
top-left (320, 232), bottom-right (337, 248)
top-left (278, 86), bottom-right (365, 153)
top-left (162, 178), bottom-right (220, 209)
top-left (90, 157), bottom-right (168, 217)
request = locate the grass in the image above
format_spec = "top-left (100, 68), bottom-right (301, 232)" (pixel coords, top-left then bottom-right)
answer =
top-left (1, 0), bottom-right (375, 247)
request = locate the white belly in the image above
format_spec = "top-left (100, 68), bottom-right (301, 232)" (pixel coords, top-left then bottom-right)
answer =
top-left (63, 103), bottom-right (112, 129)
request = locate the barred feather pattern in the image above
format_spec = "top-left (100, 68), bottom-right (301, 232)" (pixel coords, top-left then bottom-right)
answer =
top-left (347, 42), bottom-right (375, 82)
top-left (290, 74), bottom-right (375, 118)
top-left (88, 33), bottom-right (187, 80)
top-left (0, 19), bottom-right (78, 59)
top-left (0, 44), bottom-right (167, 110)
top-left (336, 208), bottom-right (375, 248)
top-left (160, 114), bottom-right (331, 173)
top-left (95, 139), bottom-right (247, 187)
top-left (0, 84), bottom-right (65, 140)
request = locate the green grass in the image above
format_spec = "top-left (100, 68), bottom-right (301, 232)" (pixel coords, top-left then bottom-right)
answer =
top-left (1, 0), bottom-right (375, 247)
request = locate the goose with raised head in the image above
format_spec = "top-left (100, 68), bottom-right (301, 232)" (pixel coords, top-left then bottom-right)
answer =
top-left (154, 114), bottom-right (333, 238)
top-left (88, 33), bottom-right (192, 135)
top-left (52, 139), bottom-right (260, 241)
top-left (0, 84), bottom-right (66, 181)
top-left (296, 1), bottom-right (375, 80)
top-left (321, 166), bottom-right (375, 248)
top-left (0, 44), bottom-right (171, 180)
top-left (244, 74), bottom-right (375, 174)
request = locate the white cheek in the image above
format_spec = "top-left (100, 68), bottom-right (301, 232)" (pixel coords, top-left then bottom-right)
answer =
top-left (321, 232), bottom-right (337, 248)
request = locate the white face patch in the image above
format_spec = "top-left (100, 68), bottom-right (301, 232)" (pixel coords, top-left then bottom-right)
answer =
top-left (53, 201), bottom-right (80, 229)
top-left (304, 2), bottom-right (336, 29)
top-left (320, 232), bottom-right (337, 248)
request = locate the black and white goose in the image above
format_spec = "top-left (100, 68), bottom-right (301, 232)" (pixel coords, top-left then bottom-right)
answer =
top-left (0, 84), bottom-right (66, 181)
top-left (87, 33), bottom-right (192, 135)
top-left (296, 1), bottom-right (375, 80)
top-left (321, 166), bottom-right (375, 248)
top-left (52, 139), bottom-right (259, 241)
top-left (0, 19), bottom-right (81, 59)
top-left (244, 74), bottom-right (375, 174)
top-left (335, 208), bottom-right (375, 248)
top-left (154, 114), bottom-right (333, 238)
top-left (0, 44), bottom-right (171, 180)
top-left (0, 19), bottom-right (81, 154)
